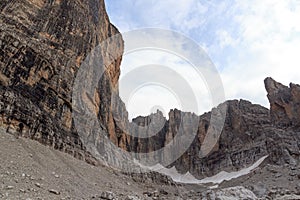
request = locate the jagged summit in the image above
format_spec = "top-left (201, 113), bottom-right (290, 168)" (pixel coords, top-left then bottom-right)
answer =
top-left (264, 77), bottom-right (289, 94)
top-left (265, 77), bottom-right (300, 127)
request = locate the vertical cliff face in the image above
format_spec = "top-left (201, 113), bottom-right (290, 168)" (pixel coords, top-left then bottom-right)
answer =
top-left (0, 0), bottom-right (123, 163)
top-left (127, 81), bottom-right (300, 178)
top-left (127, 100), bottom-right (272, 177)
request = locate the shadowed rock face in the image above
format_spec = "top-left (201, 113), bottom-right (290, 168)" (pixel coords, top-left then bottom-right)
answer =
top-left (127, 100), bottom-right (273, 177)
top-left (126, 86), bottom-right (300, 178)
top-left (0, 0), bottom-right (124, 164)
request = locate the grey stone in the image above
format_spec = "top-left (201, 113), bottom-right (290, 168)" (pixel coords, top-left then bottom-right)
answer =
top-left (99, 191), bottom-right (116, 200)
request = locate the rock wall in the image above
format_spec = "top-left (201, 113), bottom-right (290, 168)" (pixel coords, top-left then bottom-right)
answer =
top-left (126, 100), bottom-right (272, 177)
top-left (0, 0), bottom-right (124, 164)
top-left (126, 86), bottom-right (300, 178)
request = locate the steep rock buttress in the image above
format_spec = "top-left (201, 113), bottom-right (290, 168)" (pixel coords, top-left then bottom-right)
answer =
top-left (0, 0), bottom-right (124, 164)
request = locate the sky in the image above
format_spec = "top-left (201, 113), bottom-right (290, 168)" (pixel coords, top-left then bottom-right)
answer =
top-left (105, 0), bottom-right (300, 120)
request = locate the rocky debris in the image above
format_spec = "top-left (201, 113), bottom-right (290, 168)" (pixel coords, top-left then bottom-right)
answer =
top-left (1, 125), bottom-right (300, 199)
top-left (219, 161), bottom-right (300, 200)
top-left (266, 188), bottom-right (300, 200)
top-left (129, 171), bottom-right (176, 186)
top-left (48, 189), bottom-right (60, 195)
top-left (0, 130), bottom-right (192, 199)
top-left (218, 187), bottom-right (258, 199)
top-left (273, 194), bottom-right (300, 200)
top-left (143, 190), bottom-right (159, 198)
top-left (99, 191), bottom-right (116, 200)
top-left (34, 183), bottom-right (41, 188)
top-left (125, 195), bottom-right (142, 200)
top-left (6, 186), bottom-right (14, 190)
top-left (200, 186), bottom-right (258, 200)
top-left (252, 182), bottom-right (267, 198)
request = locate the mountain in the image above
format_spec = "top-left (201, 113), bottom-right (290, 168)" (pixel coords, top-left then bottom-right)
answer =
top-left (125, 79), bottom-right (300, 179)
top-left (1, 0), bottom-right (300, 199)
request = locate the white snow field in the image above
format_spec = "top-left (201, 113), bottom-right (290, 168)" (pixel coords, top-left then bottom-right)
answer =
top-left (139, 155), bottom-right (268, 185)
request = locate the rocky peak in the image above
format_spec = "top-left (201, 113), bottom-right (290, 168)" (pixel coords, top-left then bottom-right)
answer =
top-left (264, 77), bottom-right (300, 127)
top-left (264, 77), bottom-right (289, 94)
top-left (132, 109), bottom-right (166, 127)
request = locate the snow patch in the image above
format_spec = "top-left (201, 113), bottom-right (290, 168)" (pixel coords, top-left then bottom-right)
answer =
top-left (137, 155), bottom-right (268, 184)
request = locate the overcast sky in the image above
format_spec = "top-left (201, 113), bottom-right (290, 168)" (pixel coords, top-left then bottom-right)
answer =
top-left (105, 0), bottom-right (300, 119)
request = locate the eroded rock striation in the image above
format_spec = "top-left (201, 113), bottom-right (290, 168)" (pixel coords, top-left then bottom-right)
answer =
top-left (126, 83), bottom-right (300, 178)
top-left (0, 0), bottom-right (124, 164)
top-left (126, 100), bottom-right (271, 177)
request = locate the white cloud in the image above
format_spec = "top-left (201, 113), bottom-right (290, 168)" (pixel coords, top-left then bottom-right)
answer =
top-left (119, 49), bottom-right (213, 119)
top-left (105, 0), bottom-right (300, 118)
top-left (216, 30), bottom-right (238, 49)
top-left (218, 0), bottom-right (300, 106)
top-left (106, 0), bottom-right (208, 32)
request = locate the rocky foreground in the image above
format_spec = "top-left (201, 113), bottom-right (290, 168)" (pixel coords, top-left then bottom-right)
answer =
top-left (1, 126), bottom-right (300, 199)
top-left (0, 127), bottom-right (182, 200)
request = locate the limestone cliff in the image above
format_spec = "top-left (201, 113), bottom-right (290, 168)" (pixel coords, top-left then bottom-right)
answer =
top-left (127, 85), bottom-right (300, 178)
top-left (0, 0), bottom-right (123, 164)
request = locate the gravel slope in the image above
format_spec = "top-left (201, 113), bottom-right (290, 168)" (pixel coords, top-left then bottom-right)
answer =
top-left (2, 127), bottom-right (300, 200)
top-left (0, 128), bottom-right (185, 200)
